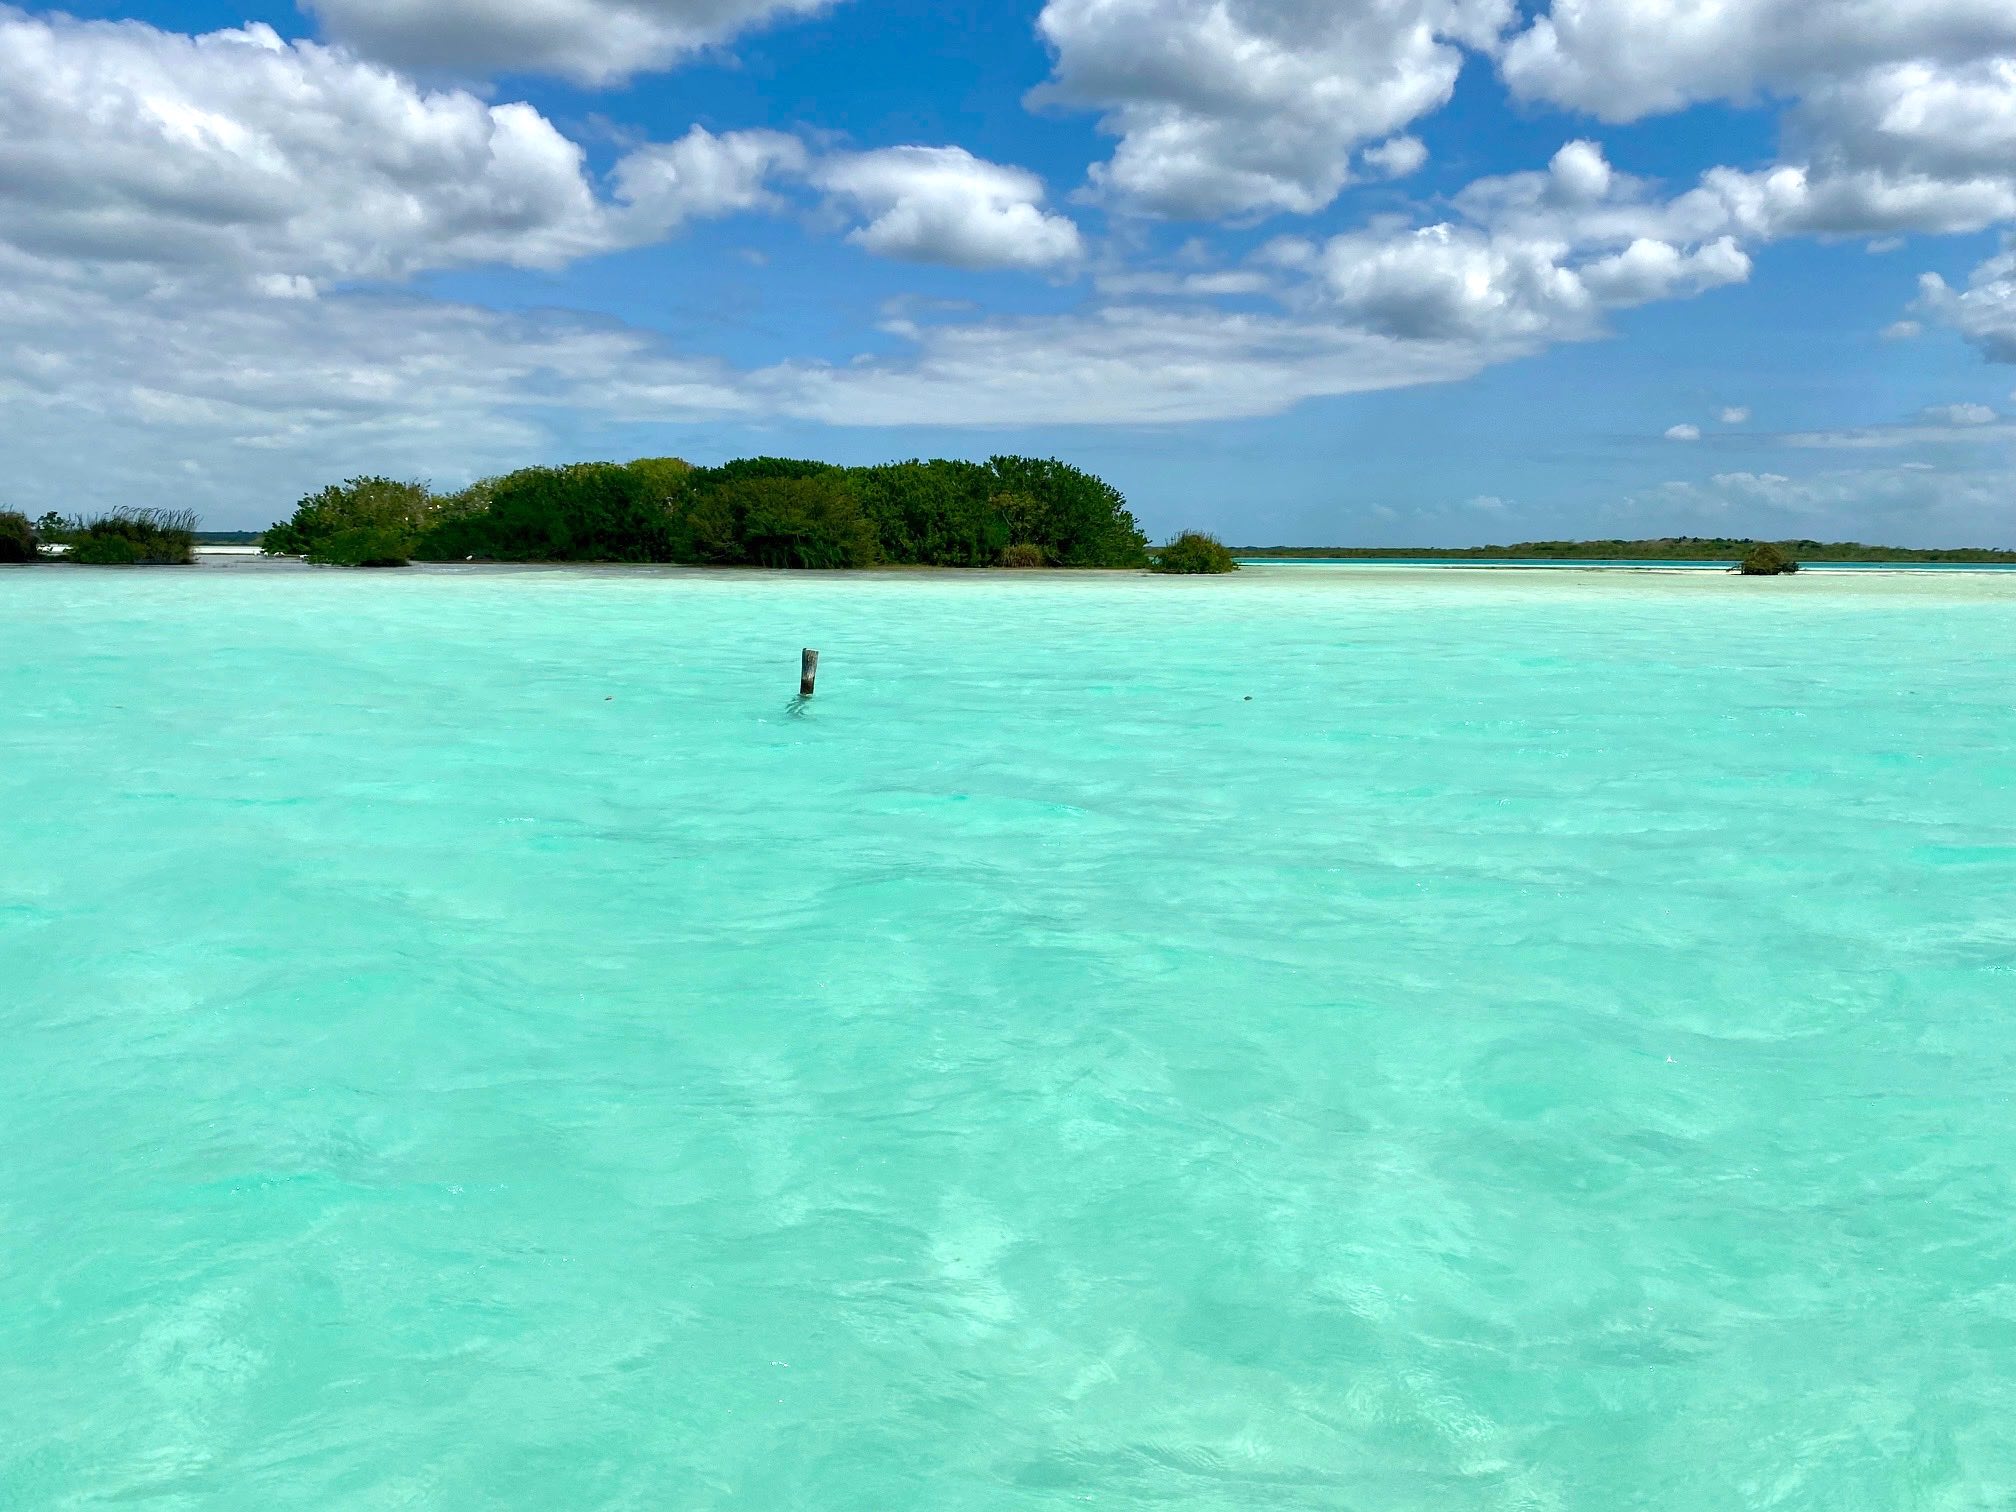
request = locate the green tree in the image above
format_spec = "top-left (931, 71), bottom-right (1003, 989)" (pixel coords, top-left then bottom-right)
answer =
top-left (699, 474), bottom-right (880, 568)
top-left (850, 460), bottom-right (1006, 565)
top-left (448, 463), bottom-right (676, 562)
top-left (986, 456), bottom-right (1149, 567)
top-left (308, 527), bottom-right (413, 567)
top-left (625, 456), bottom-right (694, 503)
top-left (264, 477), bottom-right (433, 557)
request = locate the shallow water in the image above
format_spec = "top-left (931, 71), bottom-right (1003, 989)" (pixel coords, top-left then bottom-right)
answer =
top-left (5, 563), bottom-right (2015, 1511)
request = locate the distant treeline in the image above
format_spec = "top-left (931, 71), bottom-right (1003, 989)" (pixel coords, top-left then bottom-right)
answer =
top-left (263, 456), bottom-right (1159, 570)
top-left (1232, 537), bottom-right (2016, 563)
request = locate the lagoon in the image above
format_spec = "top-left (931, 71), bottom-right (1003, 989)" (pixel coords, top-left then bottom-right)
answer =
top-left (4, 563), bottom-right (2015, 1510)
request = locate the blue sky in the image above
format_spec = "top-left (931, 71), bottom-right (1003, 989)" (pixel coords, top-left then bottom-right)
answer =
top-left (4, 0), bottom-right (2015, 543)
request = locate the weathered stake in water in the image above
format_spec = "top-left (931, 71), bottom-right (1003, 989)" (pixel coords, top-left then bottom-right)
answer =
top-left (801, 648), bottom-right (819, 698)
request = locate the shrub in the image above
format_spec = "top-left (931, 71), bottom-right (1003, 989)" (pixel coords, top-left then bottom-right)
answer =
top-left (309, 527), bottom-right (412, 567)
top-left (68, 535), bottom-right (142, 564)
top-left (985, 456), bottom-right (1150, 568)
top-left (64, 509), bottom-right (197, 565)
top-left (470, 463), bottom-right (676, 561)
top-left (1152, 531), bottom-right (1240, 574)
top-left (0, 510), bottom-right (35, 563)
top-left (277, 452), bottom-right (1144, 571)
top-left (1000, 542), bottom-right (1048, 568)
top-left (1738, 542), bottom-right (1799, 576)
top-left (688, 473), bottom-right (880, 568)
top-left (850, 459), bottom-right (1005, 566)
top-left (264, 477), bottom-right (432, 558)
top-left (624, 456), bottom-right (694, 503)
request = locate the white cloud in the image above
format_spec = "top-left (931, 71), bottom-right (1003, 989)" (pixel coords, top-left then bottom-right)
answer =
top-left (1644, 462), bottom-right (2016, 542)
top-left (1782, 402), bottom-right (2016, 447)
top-left (1919, 250), bottom-right (2016, 361)
top-left (1500, 0), bottom-right (2016, 124)
top-left (1720, 406), bottom-right (1751, 423)
top-left (1926, 401), bottom-right (1998, 424)
top-left (757, 304), bottom-right (1510, 425)
top-left (616, 128), bottom-right (810, 228)
top-left (304, 0), bottom-right (837, 84)
top-left (0, 9), bottom-right (798, 288)
top-left (1665, 424), bottom-right (1701, 441)
top-left (1030, 0), bottom-right (1512, 218)
top-left (1361, 135), bottom-right (1430, 181)
top-left (0, 266), bottom-right (761, 520)
top-left (1882, 319), bottom-right (1924, 340)
top-left (1498, 3), bottom-right (2016, 278)
top-left (814, 147), bottom-right (1083, 271)
top-left (1303, 220), bottom-right (1748, 345)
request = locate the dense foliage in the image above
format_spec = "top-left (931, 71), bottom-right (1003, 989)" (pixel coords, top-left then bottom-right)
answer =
top-left (1152, 531), bottom-right (1240, 574)
top-left (264, 454), bottom-right (1151, 570)
top-left (1738, 542), bottom-right (1800, 576)
top-left (1233, 536), bottom-right (2016, 564)
top-left (261, 477), bottom-right (433, 558)
top-left (309, 528), bottom-right (413, 567)
top-left (0, 510), bottom-right (34, 563)
top-left (64, 510), bottom-right (198, 565)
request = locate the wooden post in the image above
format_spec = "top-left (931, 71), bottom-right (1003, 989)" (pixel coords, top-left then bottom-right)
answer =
top-left (800, 648), bottom-right (819, 697)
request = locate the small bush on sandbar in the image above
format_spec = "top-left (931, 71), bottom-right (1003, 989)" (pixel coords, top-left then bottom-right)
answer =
top-left (1000, 542), bottom-right (1047, 568)
top-left (1152, 531), bottom-right (1240, 574)
top-left (65, 509), bottom-right (197, 565)
top-left (1738, 542), bottom-right (1799, 576)
top-left (0, 510), bottom-right (36, 563)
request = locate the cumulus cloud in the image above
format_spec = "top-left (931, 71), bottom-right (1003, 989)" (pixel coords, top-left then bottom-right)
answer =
top-left (1665, 423), bottom-right (1701, 441)
top-left (1288, 144), bottom-right (1753, 347)
top-left (303, 0), bottom-right (837, 84)
top-left (814, 147), bottom-right (1083, 271)
top-left (0, 9), bottom-right (799, 288)
top-left (1499, 0), bottom-right (2016, 123)
top-left (1361, 136), bottom-right (1430, 181)
top-left (1918, 250), bottom-right (2016, 361)
top-left (1495, 0), bottom-right (2016, 265)
top-left (1031, 0), bottom-right (1511, 218)
top-left (1720, 406), bottom-right (1751, 423)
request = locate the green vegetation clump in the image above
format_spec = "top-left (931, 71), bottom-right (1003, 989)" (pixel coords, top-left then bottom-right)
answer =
top-left (1152, 531), bottom-right (1240, 574)
top-left (1738, 542), bottom-right (1799, 575)
top-left (308, 527), bottom-right (412, 567)
top-left (262, 477), bottom-right (432, 559)
top-left (1000, 542), bottom-right (1047, 568)
top-left (266, 453), bottom-right (1150, 570)
top-left (64, 509), bottom-right (197, 565)
top-left (0, 510), bottom-right (35, 563)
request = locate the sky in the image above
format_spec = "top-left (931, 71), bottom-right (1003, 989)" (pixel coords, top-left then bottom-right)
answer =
top-left (3, 0), bottom-right (2016, 544)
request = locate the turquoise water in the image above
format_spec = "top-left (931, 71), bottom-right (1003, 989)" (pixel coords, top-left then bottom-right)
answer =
top-left (5, 562), bottom-right (2015, 1511)
top-left (1235, 557), bottom-right (2016, 570)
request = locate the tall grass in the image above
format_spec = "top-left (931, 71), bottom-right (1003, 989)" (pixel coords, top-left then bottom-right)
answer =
top-left (65, 509), bottom-right (199, 565)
